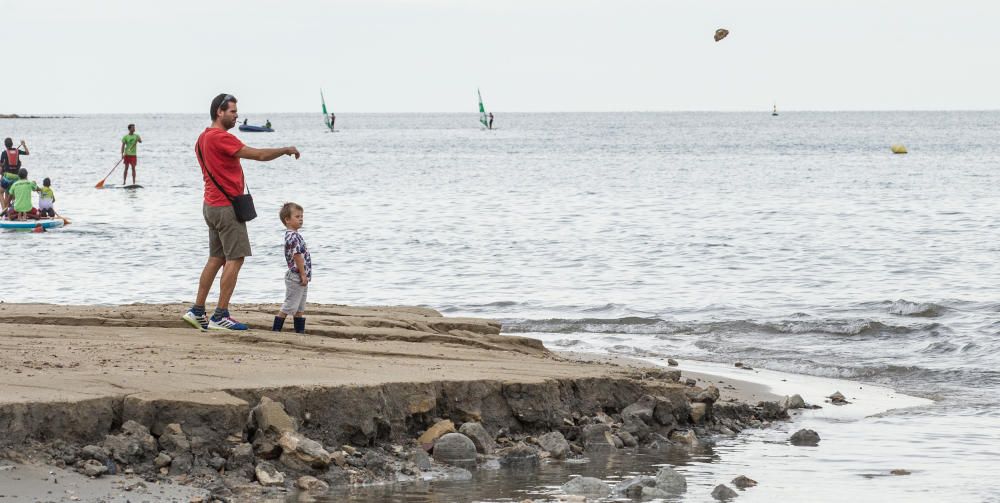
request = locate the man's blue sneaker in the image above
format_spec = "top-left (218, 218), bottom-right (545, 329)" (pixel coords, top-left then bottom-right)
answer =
top-left (208, 314), bottom-right (249, 331)
top-left (182, 309), bottom-right (209, 331)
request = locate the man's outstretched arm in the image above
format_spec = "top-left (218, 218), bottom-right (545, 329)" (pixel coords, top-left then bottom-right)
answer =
top-left (235, 146), bottom-right (300, 161)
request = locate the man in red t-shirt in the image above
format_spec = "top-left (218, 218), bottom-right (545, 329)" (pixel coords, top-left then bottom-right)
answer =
top-left (183, 93), bottom-right (300, 332)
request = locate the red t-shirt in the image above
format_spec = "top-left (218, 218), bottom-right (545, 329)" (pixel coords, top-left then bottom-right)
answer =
top-left (196, 128), bottom-right (246, 207)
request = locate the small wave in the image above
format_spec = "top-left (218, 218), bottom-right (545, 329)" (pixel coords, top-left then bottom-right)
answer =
top-left (887, 299), bottom-right (947, 317)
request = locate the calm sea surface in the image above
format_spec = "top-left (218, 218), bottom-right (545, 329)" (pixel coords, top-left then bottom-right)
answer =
top-left (2, 112), bottom-right (998, 501)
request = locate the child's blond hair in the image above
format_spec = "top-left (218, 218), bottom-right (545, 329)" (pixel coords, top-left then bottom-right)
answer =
top-left (279, 202), bottom-right (303, 224)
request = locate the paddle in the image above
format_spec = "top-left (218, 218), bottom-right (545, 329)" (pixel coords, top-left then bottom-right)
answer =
top-left (94, 158), bottom-right (123, 189)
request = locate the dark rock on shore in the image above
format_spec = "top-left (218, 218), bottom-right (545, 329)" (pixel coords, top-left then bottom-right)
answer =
top-left (789, 428), bottom-right (821, 446)
top-left (498, 442), bottom-right (540, 469)
top-left (615, 475), bottom-right (657, 497)
top-left (537, 431), bottom-right (570, 459)
top-left (458, 422), bottom-right (495, 454)
top-left (655, 466), bottom-right (687, 494)
top-left (828, 391), bottom-right (850, 405)
top-left (432, 433), bottom-right (477, 466)
top-left (784, 394), bottom-right (806, 409)
top-left (732, 474), bottom-right (757, 489)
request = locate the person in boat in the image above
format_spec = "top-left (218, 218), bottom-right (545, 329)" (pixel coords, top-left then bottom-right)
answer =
top-left (329, 113), bottom-right (335, 129)
top-left (182, 93), bottom-right (300, 332)
top-left (488, 112), bottom-right (494, 130)
top-left (120, 124), bottom-right (142, 186)
top-left (0, 138), bottom-right (29, 212)
top-left (243, 118), bottom-right (248, 126)
top-left (8, 168), bottom-right (38, 221)
top-left (265, 119), bottom-right (272, 129)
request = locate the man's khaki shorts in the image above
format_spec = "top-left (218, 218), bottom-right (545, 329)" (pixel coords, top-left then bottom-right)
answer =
top-left (203, 203), bottom-right (252, 260)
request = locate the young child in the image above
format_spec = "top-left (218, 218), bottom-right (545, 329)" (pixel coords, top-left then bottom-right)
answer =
top-left (273, 202), bottom-right (311, 333)
top-left (8, 168), bottom-right (38, 220)
top-left (38, 178), bottom-right (55, 218)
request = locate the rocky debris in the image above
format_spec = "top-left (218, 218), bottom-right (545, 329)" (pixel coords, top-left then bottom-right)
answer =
top-left (712, 484), bottom-right (739, 500)
top-left (655, 466), bottom-right (687, 494)
top-left (690, 385), bottom-right (721, 404)
top-left (890, 469), bottom-right (911, 476)
top-left (615, 475), bottom-right (657, 497)
top-left (789, 429), bottom-right (821, 446)
top-left (561, 476), bottom-right (611, 497)
top-left (252, 397), bottom-right (296, 435)
top-left (297, 475), bottom-right (330, 492)
top-left (732, 475), bottom-right (757, 489)
top-left (617, 430), bottom-right (637, 448)
top-left (581, 423), bottom-right (614, 450)
top-left (153, 452), bottom-right (172, 469)
top-left (685, 378), bottom-right (697, 386)
top-left (432, 433), bottom-right (477, 466)
top-left (458, 422), bottom-right (495, 454)
top-left (80, 445), bottom-right (109, 463)
top-left (254, 461), bottom-right (285, 486)
top-left (408, 448), bottom-right (432, 470)
top-left (81, 458), bottom-right (108, 477)
top-left (102, 420), bottom-right (157, 465)
top-left (621, 395), bottom-right (657, 424)
top-left (158, 424), bottom-right (191, 456)
top-left (670, 429), bottom-right (698, 447)
top-left (498, 442), bottom-right (539, 469)
top-left (690, 402), bottom-right (708, 424)
top-left (734, 362), bottom-right (753, 370)
top-left (537, 431), bottom-right (571, 460)
top-left (828, 391), bottom-right (850, 405)
top-left (784, 394), bottom-right (806, 409)
top-left (418, 420), bottom-right (455, 450)
top-left (667, 358), bottom-right (679, 366)
top-left (278, 431), bottom-right (332, 469)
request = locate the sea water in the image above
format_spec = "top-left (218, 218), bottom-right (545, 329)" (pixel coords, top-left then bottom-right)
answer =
top-left (2, 112), bottom-right (998, 501)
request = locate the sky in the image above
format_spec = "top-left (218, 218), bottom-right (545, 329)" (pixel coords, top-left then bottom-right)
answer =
top-left (1, 0), bottom-right (998, 113)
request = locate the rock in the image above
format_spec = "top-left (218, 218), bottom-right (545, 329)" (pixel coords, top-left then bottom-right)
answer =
top-left (789, 429), bottom-right (820, 446)
top-left (712, 484), bottom-right (739, 500)
top-left (617, 431), bottom-right (638, 448)
top-left (670, 429), bottom-right (698, 447)
top-left (81, 459), bottom-right (108, 478)
top-left (784, 394), bottom-right (806, 409)
top-left (890, 469), bottom-right (911, 476)
top-left (622, 395), bottom-right (657, 424)
top-left (297, 475), bottom-right (330, 492)
top-left (255, 461), bottom-right (285, 486)
top-left (164, 423), bottom-right (184, 436)
top-left (432, 433), bottom-right (477, 466)
top-left (732, 475), bottom-right (757, 489)
top-left (828, 391), bottom-right (850, 405)
top-left (537, 431), bottom-right (571, 460)
top-left (692, 385), bottom-right (721, 404)
top-left (278, 431), bottom-right (332, 468)
top-left (685, 378), bottom-right (697, 386)
top-left (418, 420), bottom-right (455, 449)
top-left (642, 486), bottom-right (673, 498)
top-left (159, 431), bottom-right (191, 455)
top-left (690, 402), bottom-right (708, 424)
top-left (103, 421), bottom-right (158, 464)
top-left (208, 455), bottom-right (226, 471)
top-left (667, 358), bottom-right (679, 366)
top-left (169, 453), bottom-right (193, 475)
top-left (408, 449), bottom-right (431, 470)
top-left (80, 445), bottom-right (108, 463)
top-left (615, 475), bottom-right (656, 497)
top-left (655, 466), bottom-right (687, 494)
top-left (499, 443), bottom-right (539, 469)
top-left (253, 397), bottom-right (296, 434)
top-left (609, 433), bottom-right (624, 449)
top-left (458, 422), bottom-right (495, 454)
top-left (561, 476), bottom-right (610, 497)
top-left (580, 424), bottom-right (613, 450)
top-left (653, 394), bottom-right (688, 427)
top-left (153, 452), bottom-right (172, 468)
top-left (227, 442), bottom-right (254, 468)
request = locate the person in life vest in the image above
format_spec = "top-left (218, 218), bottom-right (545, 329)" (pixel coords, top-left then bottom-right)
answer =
top-left (120, 124), bottom-right (142, 185)
top-left (0, 138), bottom-right (29, 212)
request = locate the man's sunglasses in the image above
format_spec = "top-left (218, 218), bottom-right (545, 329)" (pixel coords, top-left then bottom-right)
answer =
top-left (219, 94), bottom-right (236, 110)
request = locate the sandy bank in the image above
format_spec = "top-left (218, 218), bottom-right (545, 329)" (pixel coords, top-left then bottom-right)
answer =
top-left (0, 303), bottom-right (790, 501)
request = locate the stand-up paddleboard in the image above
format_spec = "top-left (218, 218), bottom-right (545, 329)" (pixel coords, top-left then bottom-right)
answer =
top-left (100, 184), bottom-right (144, 189)
top-left (0, 218), bottom-right (68, 230)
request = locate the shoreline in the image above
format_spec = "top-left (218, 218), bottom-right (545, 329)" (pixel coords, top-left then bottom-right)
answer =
top-left (0, 303), bottom-right (793, 501)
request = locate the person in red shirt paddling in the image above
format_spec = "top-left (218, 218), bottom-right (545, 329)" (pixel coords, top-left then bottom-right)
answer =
top-left (183, 93), bottom-right (300, 331)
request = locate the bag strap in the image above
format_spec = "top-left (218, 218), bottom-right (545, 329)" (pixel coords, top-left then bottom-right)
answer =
top-left (195, 137), bottom-right (251, 203)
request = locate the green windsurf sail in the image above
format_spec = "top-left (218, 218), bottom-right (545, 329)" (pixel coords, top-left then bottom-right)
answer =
top-left (321, 89), bottom-right (334, 131)
top-left (478, 88), bottom-right (488, 128)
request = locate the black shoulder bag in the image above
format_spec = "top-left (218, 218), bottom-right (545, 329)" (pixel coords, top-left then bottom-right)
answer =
top-left (196, 140), bottom-right (257, 223)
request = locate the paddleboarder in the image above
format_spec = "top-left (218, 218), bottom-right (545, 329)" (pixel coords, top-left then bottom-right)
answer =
top-left (1, 138), bottom-right (29, 212)
top-left (120, 124), bottom-right (142, 185)
top-left (183, 93), bottom-right (300, 332)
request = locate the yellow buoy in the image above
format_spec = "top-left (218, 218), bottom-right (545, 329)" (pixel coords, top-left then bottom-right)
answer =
top-left (891, 144), bottom-right (908, 154)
